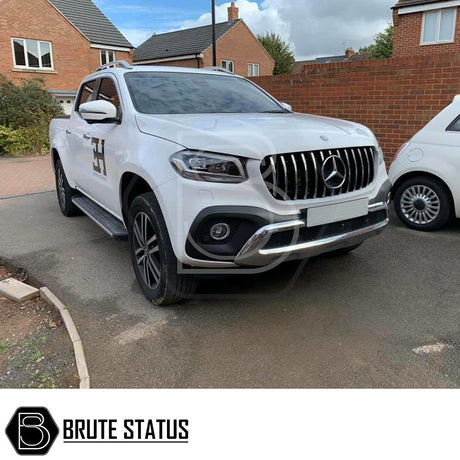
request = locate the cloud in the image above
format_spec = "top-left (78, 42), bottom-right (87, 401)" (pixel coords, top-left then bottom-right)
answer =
top-left (120, 28), bottom-right (155, 47)
top-left (181, 0), bottom-right (291, 43)
top-left (178, 0), bottom-right (395, 60)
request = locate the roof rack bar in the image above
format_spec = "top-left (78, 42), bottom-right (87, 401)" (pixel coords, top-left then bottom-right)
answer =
top-left (96, 60), bottom-right (133, 72)
top-left (204, 66), bottom-right (234, 75)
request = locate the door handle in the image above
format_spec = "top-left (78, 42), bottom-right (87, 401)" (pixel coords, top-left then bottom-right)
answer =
top-left (65, 129), bottom-right (71, 135)
top-left (83, 133), bottom-right (91, 140)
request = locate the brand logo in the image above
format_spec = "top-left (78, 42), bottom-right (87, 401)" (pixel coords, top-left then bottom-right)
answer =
top-left (320, 135), bottom-right (329, 142)
top-left (5, 407), bottom-right (59, 456)
top-left (322, 155), bottom-right (347, 190)
top-left (92, 137), bottom-right (107, 176)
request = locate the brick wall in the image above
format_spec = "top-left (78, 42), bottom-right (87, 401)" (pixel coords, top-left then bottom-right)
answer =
top-left (149, 58), bottom-right (200, 69)
top-left (202, 21), bottom-right (274, 77)
top-left (393, 7), bottom-right (460, 58)
top-left (0, 0), bottom-right (133, 92)
top-left (252, 53), bottom-right (460, 164)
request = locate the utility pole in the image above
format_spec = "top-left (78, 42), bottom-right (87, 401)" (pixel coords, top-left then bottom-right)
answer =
top-left (212, 0), bottom-right (217, 67)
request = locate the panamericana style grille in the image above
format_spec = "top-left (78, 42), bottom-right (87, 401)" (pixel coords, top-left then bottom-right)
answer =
top-left (260, 147), bottom-right (376, 201)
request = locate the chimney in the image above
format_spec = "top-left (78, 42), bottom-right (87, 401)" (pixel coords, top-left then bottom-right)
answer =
top-left (228, 2), bottom-right (239, 21)
top-left (345, 47), bottom-right (356, 60)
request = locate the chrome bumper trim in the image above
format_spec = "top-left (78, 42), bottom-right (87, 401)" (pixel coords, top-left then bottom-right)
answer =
top-left (368, 201), bottom-right (388, 212)
top-left (235, 203), bottom-right (389, 267)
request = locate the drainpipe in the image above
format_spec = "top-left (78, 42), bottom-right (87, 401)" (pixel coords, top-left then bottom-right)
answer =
top-left (211, 0), bottom-right (217, 67)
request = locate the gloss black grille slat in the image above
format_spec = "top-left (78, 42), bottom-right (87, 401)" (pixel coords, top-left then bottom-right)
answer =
top-left (261, 146), bottom-right (377, 201)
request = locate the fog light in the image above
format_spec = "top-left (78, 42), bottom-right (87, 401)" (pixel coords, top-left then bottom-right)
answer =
top-left (210, 223), bottom-right (231, 241)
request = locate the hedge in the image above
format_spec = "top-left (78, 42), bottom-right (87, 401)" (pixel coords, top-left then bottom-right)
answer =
top-left (0, 75), bottom-right (62, 156)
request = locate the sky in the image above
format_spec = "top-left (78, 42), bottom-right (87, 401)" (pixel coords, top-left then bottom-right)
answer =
top-left (93, 0), bottom-right (396, 60)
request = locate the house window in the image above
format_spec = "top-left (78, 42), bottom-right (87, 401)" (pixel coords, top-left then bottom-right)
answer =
top-left (422, 8), bottom-right (457, 44)
top-left (12, 38), bottom-right (53, 69)
top-left (221, 60), bottom-right (234, 73)
top-left (248, 63), bottom-right (260, 77)
top-left (100, 50), bottom-right (116, 66)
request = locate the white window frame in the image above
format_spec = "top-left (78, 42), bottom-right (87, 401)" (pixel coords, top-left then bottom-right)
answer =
top-left (221, 60), bottom-right (234, 73)
top-left (421, 8), bottom-right (457, 45)
top-left (100, 49), bottom-right (117, 66)
top-left (11, 38), bottom-right (54, 70)
top-left (248, 63), bottom-right (260, 77)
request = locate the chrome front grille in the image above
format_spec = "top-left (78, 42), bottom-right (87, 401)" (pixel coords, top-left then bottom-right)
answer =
top-left (260, 147), bottom-right (376, 201)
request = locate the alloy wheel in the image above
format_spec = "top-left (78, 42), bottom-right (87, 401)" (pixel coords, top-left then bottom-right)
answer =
top-left (133, 212), bottom-right (161, 289)
top-left (57, 167), bottom-right (66, 209)
top-left (400, 185), bottom-right (441, 225)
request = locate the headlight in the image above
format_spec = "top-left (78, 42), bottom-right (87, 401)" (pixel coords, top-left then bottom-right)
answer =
top-left (377, 146), bottom-right (385, 166)
top-left (170, 151), bottom-right (247, 183)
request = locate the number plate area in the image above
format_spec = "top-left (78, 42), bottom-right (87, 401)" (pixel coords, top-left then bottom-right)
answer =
top-left (306, 199), bottom-right (369, 228)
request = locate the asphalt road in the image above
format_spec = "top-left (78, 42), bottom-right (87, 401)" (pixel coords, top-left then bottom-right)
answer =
top-left (1, 191), bottom-right (459, 388)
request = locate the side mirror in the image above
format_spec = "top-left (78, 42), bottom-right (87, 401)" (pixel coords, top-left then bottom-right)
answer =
top-left (79, 100), bottom-right (119, 123)
top-left (281, 102), bottom-right (292, 112)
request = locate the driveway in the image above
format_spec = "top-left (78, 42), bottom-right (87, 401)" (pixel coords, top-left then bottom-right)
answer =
top-left (0, 155), bottom-right (55, 199)
top-left (0, 191), bottom-right (459, 388)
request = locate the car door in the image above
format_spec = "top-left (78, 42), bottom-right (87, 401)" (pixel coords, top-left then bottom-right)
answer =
top-left (82, 76), bottom-right (124, 214)
top-left (67, 79), bottom-right (99, 191)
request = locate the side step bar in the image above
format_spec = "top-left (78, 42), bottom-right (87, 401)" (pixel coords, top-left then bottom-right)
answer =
top-left (72, 195), bottom-right (128, 240)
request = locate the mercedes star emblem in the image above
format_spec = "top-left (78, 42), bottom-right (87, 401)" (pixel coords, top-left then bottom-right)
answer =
top-left (322, 155), bottom-right (347, 190)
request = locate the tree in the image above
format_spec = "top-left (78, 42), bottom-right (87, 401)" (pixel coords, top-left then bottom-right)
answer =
top-left (360, 25), bottom-right (394, 59)
top-left (258, 33), bottom-right (295, 75)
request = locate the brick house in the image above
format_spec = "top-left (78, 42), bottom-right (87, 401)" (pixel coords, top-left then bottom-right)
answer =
top-left (0, 0), bottom-right (133, 113)
top-left (292, 48), bottom-right (364, 73)
top-left (134, 2), bottom-right (274, 77)
top-left (393, 0), bottom-right (460, 57)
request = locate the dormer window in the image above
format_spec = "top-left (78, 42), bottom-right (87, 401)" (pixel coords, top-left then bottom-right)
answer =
top-left (421, 8), bottom-right (457, 44)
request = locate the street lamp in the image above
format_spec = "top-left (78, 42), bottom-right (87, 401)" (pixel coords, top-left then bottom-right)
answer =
top-left (212, 0), bottom-right (217, 67)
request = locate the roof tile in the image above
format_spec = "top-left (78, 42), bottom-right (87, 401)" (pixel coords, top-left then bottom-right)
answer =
top-left (134, 20), bottom-right (239, 62)
top-left (47, 0), bottom-right (132, 48)
top-left (393, 0), bottom-right (450, 9)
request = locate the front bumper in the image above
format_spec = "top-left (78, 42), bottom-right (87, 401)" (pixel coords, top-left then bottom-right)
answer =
top-left (235, 202), bottom-right (389, 266)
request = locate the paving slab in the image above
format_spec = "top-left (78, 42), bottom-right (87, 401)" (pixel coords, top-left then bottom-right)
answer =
top-left (0, 278), bottom-right (39, 302)
top-left (0, 155), bottom-right (55, 199)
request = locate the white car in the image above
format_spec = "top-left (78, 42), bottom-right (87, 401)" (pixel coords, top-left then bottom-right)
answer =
top-left (390, 96), bottom-right (460, 231)
top-left (50, 61), bottom-right (391, 305)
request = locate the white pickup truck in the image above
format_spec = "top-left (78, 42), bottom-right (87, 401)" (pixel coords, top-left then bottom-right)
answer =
top-left (50, 61), bottom-right (391, 305)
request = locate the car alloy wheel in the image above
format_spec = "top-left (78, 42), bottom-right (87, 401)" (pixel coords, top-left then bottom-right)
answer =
top-left (132, 211), bottom-right (161, 289)
top-left (400, 185), bottom-right (441, 225)
top-left (57, 166), bottom-right (66, 209)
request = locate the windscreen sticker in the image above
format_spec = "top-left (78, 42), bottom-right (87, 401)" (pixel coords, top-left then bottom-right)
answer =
top-left (92, 138), bottom-right (107, 176)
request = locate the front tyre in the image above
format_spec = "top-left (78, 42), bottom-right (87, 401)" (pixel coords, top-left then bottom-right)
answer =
top-left (55, 159), bottom-right (81, 217)
top-left (128, 193), bottom-right (196, 306)
top-left (394, 176), bottom-right (452, 231)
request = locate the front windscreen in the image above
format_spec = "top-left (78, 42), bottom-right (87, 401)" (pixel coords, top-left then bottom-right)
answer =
top-left (124, 72), bottom-right (284, 115)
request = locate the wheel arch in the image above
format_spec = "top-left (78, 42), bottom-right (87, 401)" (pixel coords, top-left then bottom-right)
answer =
top-left (393, 171), bottom-right (456, 216)
top-left (119, 171), bottom-right (156, 226)
top-left (50, 148), bottom-right (60, 173)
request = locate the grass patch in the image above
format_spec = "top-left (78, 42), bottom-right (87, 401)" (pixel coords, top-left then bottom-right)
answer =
top-left (0, 340), bottom-right (13, 354)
